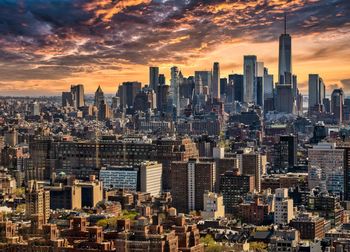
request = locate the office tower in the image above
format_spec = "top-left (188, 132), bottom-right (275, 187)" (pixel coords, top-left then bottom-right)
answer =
top-left (201, 191), bottom-right (225, 219)
top-left (71, 84), bottom-right (85, 108)
top-left (243, 55), bottom-right (257, 103)
top-left (344, 98), bottom-right (350, 121)
top-left (237, 152), bottom-right (262, 191)
top-left (275, 84), bottom-right (295, 114)
top-left (118, 81), bottom-right (142, 109)
top-left (94, 85), bottom-right (105, 109)
top-left (149, 66), bottom-right (159, 91)
top-left (30, 101), bottom-right (40, 116)
top-left (220, 78), bottom-right (227, 97)
top-left (26, 180), bottom-right (50, 224)
top-left (195, 71), bottom-right (212, 94)
top-left (229, 74), bottom-right (244, 103)
top-left (255, 62), bottom-right (264, 106)
top-left (274, 188), bottom-right (294, 225)
top-left (171, 159), bottom-right (215, 213)
top-left (219, 170), bottom-right (255, 214)
top-left (323, 98), bottom-right (331, 113)
top-left (336, 144), bottom-right (350, 200)
top-left (272, 135), bottom-right (297, 170)
top-left (140, 161), bottom-right (162, 197)
top-left (310, 122), bottom-right (327, 144)
top-left (308, 142), bottom-right (344, 196)
top-left (278, 14), bottom-right (292, 84)
top-left (62, 92), bottom-right (73, 107)
top-left (157, 84), bottom-right (169, 114)
top-left (97, 100), bottom-right (111, 121)
top-left (159, 74), bottom-right (166, 86)
top-left (256, 77), bottom-right (264, 107)
top-left (292, 75), bottom-right (298, 97)
top-left (170, 66), bottom-right (181, 116)
top-left (264, 68), bottom-right (274, 99)
top-left (212, 62), bottom-right (220, 99)
top-left (331, 88), bottom-right (344, 124)
top-left (308, 74), bottom-right (325, 111)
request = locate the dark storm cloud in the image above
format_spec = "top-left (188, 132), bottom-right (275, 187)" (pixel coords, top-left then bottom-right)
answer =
top-left (0, 0), bottom-right (349, 82)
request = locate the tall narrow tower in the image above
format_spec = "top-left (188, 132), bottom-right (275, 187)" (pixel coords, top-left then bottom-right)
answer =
top-left (278, 13), bottom-right (292, 84)
top-left (212, 62), bottom-right (220, 99)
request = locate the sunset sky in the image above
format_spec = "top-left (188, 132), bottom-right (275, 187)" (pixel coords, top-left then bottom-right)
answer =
top-left (0, 0), bottom-right (349, 96)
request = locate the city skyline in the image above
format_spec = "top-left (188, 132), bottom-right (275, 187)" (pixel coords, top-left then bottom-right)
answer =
top-left (0, 0), bottom-right (349, 96)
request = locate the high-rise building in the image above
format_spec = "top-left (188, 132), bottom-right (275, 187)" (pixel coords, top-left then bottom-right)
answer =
top-left (212, 62), bottom-right (220, 99)
top-left (170, 66), bottom-right (181, 116)
top-left (26, 180), bottom-right (50, 224)
top-left (62, 92), bottom-right (73, 107)
top-left (220, 78), bottom-right (227, 97)
top-left (195, 71), bottom-right (212, 94)
top-left (219, 169), bottom-right (255, 214)
top-left (94, 85), bottom-right (105, 109)
top-left (274, 188), bottom-right (294, 225)
top-left (229, 74), bottom-right (244, 103)
top-left (278, 14), bottom-right (292, 84)
top-left (30, 101), bottom-right (40, 116)
top-left (308, 142), bottom-right (344, 196)
top-left (263, 68), bottom-right (274, 99)
top-left (275, 84), bottom-right (295, 114)
top-left (308, 74), bottom-right (325, 112)
top-left (171, 159), bottom-right (215, 213)
top-left (149, 66), bottom-right (159, 91)
top-left (118, 81), bottom-right (142, 109)
top-left (243, 55), bottom-right (257, 103)
top-left (140, 161), bottom-right (162, 197)
top-left (256, 61), bottom-right (264, 106)
top-left (71, 84), bottom-right (85, 108)
top-left (331, 88), bottom-right (344, 124)
top-left (97, 100), bottom-right (111, 121)
top-left (159, 74), bottom-right (166, 86)
top-left (272, 135), bottom-right (297, 170)
top-left (237, 151), bottom-right (262, 192)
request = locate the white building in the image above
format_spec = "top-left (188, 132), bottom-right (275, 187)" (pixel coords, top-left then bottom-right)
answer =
top-left (140, 161), bottom-right (162, 197)
top-left (274, 188), bottom-right (294, 225)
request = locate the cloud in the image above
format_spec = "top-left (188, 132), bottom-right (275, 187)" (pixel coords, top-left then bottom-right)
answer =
top-left (0, 0), bottom-right (349, 94)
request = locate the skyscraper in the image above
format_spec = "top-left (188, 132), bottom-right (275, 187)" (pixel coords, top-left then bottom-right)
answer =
top-left (243, 55), bottom-right (257, 103)
top-left (263, 68), bottom-right (274, 99)
top-left (212, 62), bottom-right (220, 99)
top-left (149, 66), bottom-right (159, 91)
top-left (94, 85), bottom-right (105, 109)
top-left (229, 74), bottom-right (243, 103)
top-left (256, 62), bottom-right (264, 107)
top-left (195, 71), bottom-right (212, 95)
top-left (278, 14), bottom-right (292, 84)
top-left (331, 88), bottom-right (344, 124)
top-left (170, 66), bottom-right (180, 116)
top-left (118, 81), bottom-right (142, 109)
top-left (275, 84), bottom-right (295, 114)
top-left (71, 84), bottom-right (85, 108)
top-left (308, 74), bottom-right (325, 112)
